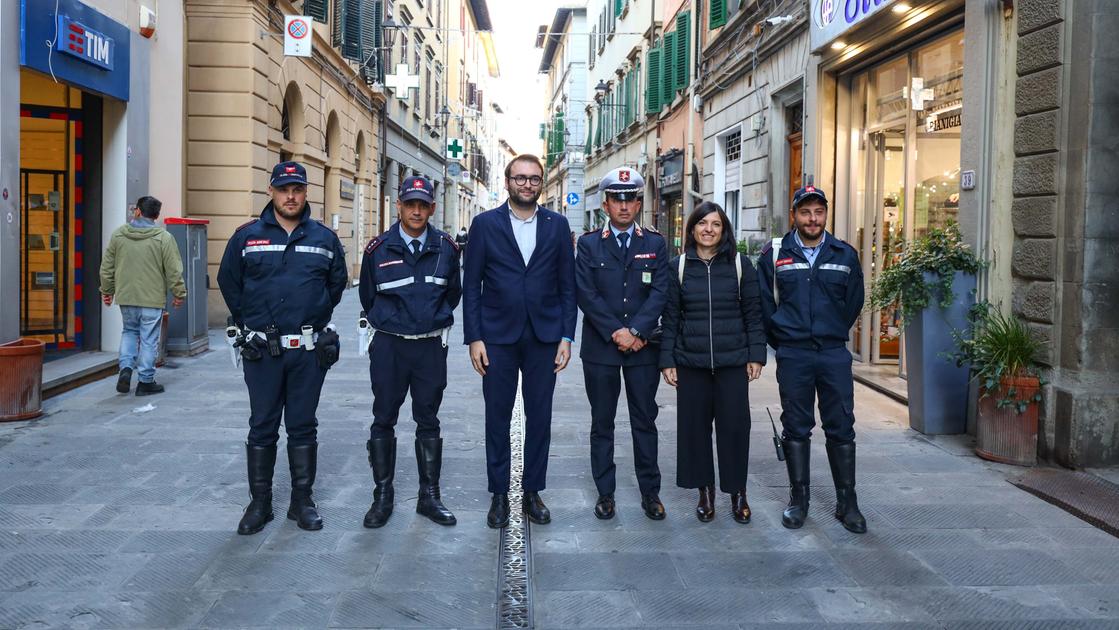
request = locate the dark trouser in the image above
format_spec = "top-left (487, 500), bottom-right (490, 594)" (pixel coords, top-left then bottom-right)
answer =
top-left (369, 332), bottom-right (448, 440)
top-left (583, 360), bottom-right (661, 496)
top-left (483, 322), bottom-right (558, 493)
top-left (243, 348), bottom-right (327, 447)
top-left (775, 346), bottom-right (856, 443)
top-left (675, 366), bottom-right (750, 493)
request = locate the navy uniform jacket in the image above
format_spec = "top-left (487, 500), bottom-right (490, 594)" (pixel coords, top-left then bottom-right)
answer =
top-left (358, 222), bottom-right (462, 335)
top-left (575, 225), bottom-right (668, 366)
top-left (756, 230), bottom-right (864, 350)
top-left (462, 202), bottom-right (577, 345)
top-left (217, 203), bottom-right (348, 334)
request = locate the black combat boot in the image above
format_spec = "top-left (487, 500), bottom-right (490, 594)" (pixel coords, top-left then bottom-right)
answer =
top-left (363, 438), bottom-right (396, 528)
top-left (237, 443), bottom-right (276, 535)
top-left (287, 443), bottom-right (323, 531)
top-left (826, 440), bottom-right (867, 534)
top-left (415, 438), bottom-right (456, 526)
top-left (781, 438), bottom-right (811, 529)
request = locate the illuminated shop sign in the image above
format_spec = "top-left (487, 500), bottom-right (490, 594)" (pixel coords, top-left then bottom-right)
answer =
top-left (810, 0), bottom-right (896, 51)
top-left (56, 15), bottom-right (115, 71)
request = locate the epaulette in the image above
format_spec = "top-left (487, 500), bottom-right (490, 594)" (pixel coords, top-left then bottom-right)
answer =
top-left (441, 233), bottom-right (461, 252)
top-left (364, 237), bottom-right (383, 255)
top-left (761, 241), bottom-right (773, 254)
top-left (582, 229), bottom-right (598, 236)
top-left (234, 219), bottom-right (259, 232)
top-left (642, 224), bottom-right (659, 234)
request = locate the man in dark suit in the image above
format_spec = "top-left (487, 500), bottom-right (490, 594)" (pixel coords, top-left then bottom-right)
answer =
top-left (462, 154), bottom-right (578, 529)
top-left (575, 166), bottom-right (669, 521)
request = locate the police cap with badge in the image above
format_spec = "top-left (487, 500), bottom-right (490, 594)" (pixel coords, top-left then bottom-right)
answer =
top-left (601, 167), bottom-right (645, 201)
top-left (399, 175), bottom-right (436, 204)
top-left (270, 161), bottom-right (309, 187)
top-left (791, 184), bottom-right (827, 208)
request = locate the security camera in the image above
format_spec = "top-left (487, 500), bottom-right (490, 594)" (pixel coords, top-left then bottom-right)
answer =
top-left (765, 15), bottom-right (794, 26)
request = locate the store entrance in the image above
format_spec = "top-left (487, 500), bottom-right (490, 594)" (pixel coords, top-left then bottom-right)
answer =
top-left (20, 170), bottom-right (69, 345)
top-left (846, 29), bottom-right (964, 375)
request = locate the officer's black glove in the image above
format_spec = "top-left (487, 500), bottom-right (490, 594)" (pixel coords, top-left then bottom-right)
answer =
top-left (316, 328), bottom-right (341, 369)
top-left (241, 334), bottom-right (265, 361)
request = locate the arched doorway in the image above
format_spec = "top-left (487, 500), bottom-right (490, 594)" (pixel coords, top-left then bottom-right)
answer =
top-left (323, 111), bottom-right (341, 225)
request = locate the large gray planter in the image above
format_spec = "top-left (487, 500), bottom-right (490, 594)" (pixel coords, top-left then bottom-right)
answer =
top-left (904, 271), bottom-right (975, 435)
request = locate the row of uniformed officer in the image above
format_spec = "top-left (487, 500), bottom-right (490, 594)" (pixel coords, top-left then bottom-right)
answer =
top-left (757, 185), bottom-right (868, 534)
top-left (575, 167), bottom-right (668, 521)
top-left (218, 162), bottom-right (348, 535)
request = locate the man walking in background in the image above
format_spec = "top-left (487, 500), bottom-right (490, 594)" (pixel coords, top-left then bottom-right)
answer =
top-left (99, 196), bottom-right (186, 396)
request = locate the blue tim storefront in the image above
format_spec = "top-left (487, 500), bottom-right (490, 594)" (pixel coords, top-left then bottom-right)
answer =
top-left (5, 0), bottom-right (145, 357)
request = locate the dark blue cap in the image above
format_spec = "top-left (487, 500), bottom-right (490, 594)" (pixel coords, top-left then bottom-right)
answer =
top-left (792, 185), bottom-right (828, 208)
top-left (270, 161), bottom-right (308, 187)
top-left (399, 175), bottom-right (435, 204)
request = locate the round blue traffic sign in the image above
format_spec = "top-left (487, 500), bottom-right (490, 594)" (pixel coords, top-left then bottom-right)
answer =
top-left (565, 192), bottom-right (580, 206)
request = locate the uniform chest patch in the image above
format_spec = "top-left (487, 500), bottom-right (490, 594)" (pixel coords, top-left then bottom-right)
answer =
top-left (634, 253), bottom-right (657, 259)
top-left (378, 259), bottom-right (404, 268)
top-left (775, 258), bottom-right (794, 267)
top-left (246, 239), bottom-right (271, 247)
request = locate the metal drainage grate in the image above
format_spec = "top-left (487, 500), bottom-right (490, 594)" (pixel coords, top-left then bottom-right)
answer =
top-left (497, 389), bottom-right (532, 629)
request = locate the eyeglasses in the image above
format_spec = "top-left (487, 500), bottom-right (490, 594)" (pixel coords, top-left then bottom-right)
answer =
top-left (508, 175), bottom-right (543, 186)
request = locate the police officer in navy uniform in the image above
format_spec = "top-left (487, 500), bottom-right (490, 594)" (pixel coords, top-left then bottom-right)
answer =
top-left (358, 175), bottom-right (461, 529)
top-left (757, 185), bottom-right (867, 534)
top-left (575, 167), bottom-right (669, 520)
top-left (218, 161), bottom-right (348, 535)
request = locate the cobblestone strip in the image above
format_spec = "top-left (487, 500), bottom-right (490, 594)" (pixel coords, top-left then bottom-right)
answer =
top-left (497, 383), bottom-right (531, 629)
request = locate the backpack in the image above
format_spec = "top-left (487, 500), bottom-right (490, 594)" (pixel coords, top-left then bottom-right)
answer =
top-left (677, 252), bottom-right (743, 300)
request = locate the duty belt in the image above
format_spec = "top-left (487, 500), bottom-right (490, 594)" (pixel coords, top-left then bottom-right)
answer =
top-left (374, 326), bottom-right (452, 348)
top-left (244, 329), bottom-right (320, 350)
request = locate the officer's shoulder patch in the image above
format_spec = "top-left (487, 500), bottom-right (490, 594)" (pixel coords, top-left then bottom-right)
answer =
top-left (582, 228), bottom-right (598, 236)
top-left (761, 241), bottom-right (773, 254)
top-left (642, 224), bottom-right (660, 234)
top-left (234, 219), bottom-right (259, 233)
top-left (441, 233), bottom-right (461, 252)
top-left (364, 237), bottom-right (383, 255)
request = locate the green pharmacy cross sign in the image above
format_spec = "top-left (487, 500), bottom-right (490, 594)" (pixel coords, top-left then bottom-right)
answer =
top-left (447, 138), bottom-right (464, 160)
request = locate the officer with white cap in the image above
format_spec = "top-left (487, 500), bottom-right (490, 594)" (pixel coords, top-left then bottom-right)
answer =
top-left (575, 166), bottom-right (669, 520)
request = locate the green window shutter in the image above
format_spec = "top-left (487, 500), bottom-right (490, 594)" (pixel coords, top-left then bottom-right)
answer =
top-left (645, 48), bottom-right (661, 113)
top-left (675, 12), bottom-right (690, 91)
top-left (595, 111), bottom-right (603, 148)
top-left (360, 0), bottom-right (383, 83)
top-left (539, 123), bottom-right (547, 140)
top-left (585, 116), bottom-right (593, 155)
top-left (615, 0), bottom-right (624, 18)
top-left (623, 74), bottom-right (631, 126)
top-left (661, 33), bottom-right (676, 105)
top-left (333, 0), bottom-right (362, 61)
top-left (710, 0), bottom-right (727, 29)
top-left (305, 0), bottom-right (328, 23)
top-left (556, 113), bottom-right (565, 159)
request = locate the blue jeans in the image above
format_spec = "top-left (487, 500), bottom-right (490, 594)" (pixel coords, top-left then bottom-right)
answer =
top-left (119, 306), bottom-right (163, 383)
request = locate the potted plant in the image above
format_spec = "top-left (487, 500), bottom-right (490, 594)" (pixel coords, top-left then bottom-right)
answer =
top-left (868, 221), bottom-right (983, 434)
top-left (951, 304), bottom-right (1043, 465)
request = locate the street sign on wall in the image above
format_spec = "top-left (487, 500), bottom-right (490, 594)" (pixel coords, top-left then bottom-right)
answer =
top-left (284, 16), bottom-right (312, 57)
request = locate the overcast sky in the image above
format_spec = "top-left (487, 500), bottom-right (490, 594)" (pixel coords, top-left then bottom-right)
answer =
top-left (487, 0), bottom-right (570, 156)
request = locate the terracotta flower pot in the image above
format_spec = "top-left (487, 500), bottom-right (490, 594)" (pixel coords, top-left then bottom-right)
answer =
top-left (0, 338), bottom-right (45, 422)
top-left (975, 374), bottom-right (1039, 466)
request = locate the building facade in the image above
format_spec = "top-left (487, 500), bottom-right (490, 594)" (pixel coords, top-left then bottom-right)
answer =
top-left (1, 0), bottom-right (186, 357)
top-left (538, 7), bottom-right (588, 228)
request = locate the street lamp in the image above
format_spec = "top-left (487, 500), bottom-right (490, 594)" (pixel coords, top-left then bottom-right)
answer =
top-left (382, 15), bottom-right (400, 49)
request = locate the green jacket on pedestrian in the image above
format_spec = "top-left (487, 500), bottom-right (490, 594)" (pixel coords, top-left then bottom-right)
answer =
top-left (99, 221), bottom-right (187, 308)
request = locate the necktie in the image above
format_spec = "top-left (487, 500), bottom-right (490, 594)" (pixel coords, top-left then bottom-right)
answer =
top-left (618, 232), bottom-right (629, 258)
top-left (411, 239), bottom-right (422, 255)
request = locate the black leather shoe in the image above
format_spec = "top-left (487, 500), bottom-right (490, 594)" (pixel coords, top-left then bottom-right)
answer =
top-left (522, 491), bottom-right (551, 524)
top-left (641, 493), bottom-right (666, 520)
top-left (594, 494), bottom-right (616, 520)
top-left (487, 493), bottom-right (510, 529)
top-left (237, 443), bottom-right (276, 535)
top-left (135, 381), bottom-right (165, 396)
top-left (827, 440), bottom-right (868, 534)
top-left (363, 438), bottom-right (395, 528)
top-left (731, 490), bottom-right (751, 524)
top-left (116, 368), bottom-right (132, 393)
top-left (696, 486), bottom-right (715, 522)
top-left (286, 443), bottom-right (323, 531)
top-left (782, 438), bottom-right (810, 529)
top-left (415, 438), bottom-right (456, 526)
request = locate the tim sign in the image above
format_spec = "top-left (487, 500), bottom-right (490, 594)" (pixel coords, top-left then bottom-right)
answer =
top-left (57, 14), bottom-right (114, 71)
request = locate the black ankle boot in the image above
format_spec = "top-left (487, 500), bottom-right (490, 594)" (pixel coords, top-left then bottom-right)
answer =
top-left (287, 443), bottom-right (323, 531)
top-left (237, 443), bottom-right (276, 535)
top-left (363, 438), bottom-right (396, 528)
top-left (781, 438), bottom-right (810, 529)
top-left (827, 440), bottom-right (867, 534)
top-left (415, 438), bottom-right (456, 526)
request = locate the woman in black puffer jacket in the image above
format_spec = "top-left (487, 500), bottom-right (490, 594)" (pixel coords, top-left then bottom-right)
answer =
top-left (659, 201), bottom-right (766, 524)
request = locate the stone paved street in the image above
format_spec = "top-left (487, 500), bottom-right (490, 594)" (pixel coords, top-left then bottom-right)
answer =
top-left (1, 288), bottom-right (1118, 629)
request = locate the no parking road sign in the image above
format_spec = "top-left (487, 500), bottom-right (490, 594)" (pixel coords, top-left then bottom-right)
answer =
top-left (284, 16), bottom-right (311, 57)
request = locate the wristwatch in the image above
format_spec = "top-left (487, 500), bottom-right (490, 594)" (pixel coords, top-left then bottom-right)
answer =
top-left (628, 327), bottom-right (645, 340)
